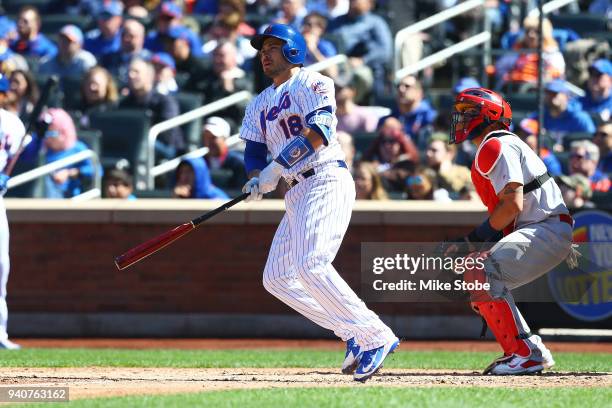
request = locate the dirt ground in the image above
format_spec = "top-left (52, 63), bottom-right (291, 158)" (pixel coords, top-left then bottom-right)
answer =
top-left (2, 339), bottom-right (610, 400)
top-left (2, 367), bottom-right (610, 400)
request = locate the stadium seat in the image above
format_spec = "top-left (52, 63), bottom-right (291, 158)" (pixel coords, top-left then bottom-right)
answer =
top-left (78, 129), bottom-right (102, 157)
top-left (175, 92), bottom-right (203, 150)
top-left (353, 131), bottom-right (377, 156)
top-left (60, 76), bottom-right (83, 112)
top-left (563, 132), bottom-right (592, 151)
top-left (592, 191), bottom-right (612, 210)
top-left (210, 168), bottom-right (233, 189)
top-left (40, 14), bottom-right (94, 35)
top-left (549, 13), bottom-right (610, 37)
top-left (133, 189), bottom-right (173, 198)
top-left (507, 94), bottom-right (537, 112)
top-left (88, 109), bottom-right (152, 189)
top-left (2, 0), bottom-right (53, 14)
top-left (4, 154), bottom-right (45, 198)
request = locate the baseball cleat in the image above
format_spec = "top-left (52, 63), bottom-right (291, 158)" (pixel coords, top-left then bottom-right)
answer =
top-left (342, 337), bottom-right (362, 374)
top-left (0, 339), bottom-right (21, 350)
top-left (353, 338), bottom-right (399, 382)
top-left (487, 349), bottom-right (555, 375)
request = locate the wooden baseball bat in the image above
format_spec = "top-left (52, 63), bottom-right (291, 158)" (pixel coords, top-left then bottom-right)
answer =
top-left (4, 76), bottom-right (58, 176)
top-left (114, 192), bottom-right (249, 270)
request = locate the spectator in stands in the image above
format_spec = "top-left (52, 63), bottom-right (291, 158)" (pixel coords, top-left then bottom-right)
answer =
top-left (453, 77), bottom-right (480, 95)
top-left (102, 18), bottom-right (151, 88)
top-left (388, 74), bottom-right (437, 148)
top-left (405, 166), bottom-right (451, 202)
top-left (9, 69), bottom-right (38, 118)
top-left (425, 132), bottom-right (474, 200)
top-left (166, 25), bottom-right (210, 94)
top-left (39, 25), bottom-right (96, 79)
top-left (569, 140), bottom-right (610, 193)
top-left (337, 130), bottom-right (355, 170)
top-left (79, 66), bottom-right (119, 128)
top-left (202, 116), bottom-right (247, 190)
top-left (84, 1), bottom-right (123, 58)
top-left (579, 59), bottom-right (612, 123)
top-left (301, 12), bottom-right (337, 72)
top-left (0, 20), bottom-right (28, 74)
top-left (201, 11), bottom-right (257, 67)
top-left (495, 15), bottom-right (564, 92)
top-left (120, 58), bottom-right (185, 160)
top-left (41, 108), bottom-right (96, 198)
top-left (515, 118), bottom-right (562, 177)
top-left (308, 0), bottom-right (349, 19)
top-left (10, 6), bottom-right (57, 60)
top-left (355, 161), bottom-right (388, 200)
top-left (197, 0), bottom-right (256, 37)
top-left (364, 116), bottom-right (419, 192)
top-left (335, 75), bottom-right (378, 134)
top-left (594, 122), bottom-right (612, 174)
top-left (202, 41), bottom-right (252, 124)
top-left (152, 52), bottom-right (178, 95)
top-left (273, 0), bottom-right (308, 31)
top-left (539, 79), bottom-right (596, 149)
top-left (103, 168), bottom-right (136, 200)
top-left (555, 174), bottom-right (594, 210)
top-left (173, 157), bottom-right (229, 199)
top-left (364, 117), bottom-right (419, 167)
top-left (328, 0), bottom-right (393, 101)
top-left (145, 2), bottom-right (204, 58)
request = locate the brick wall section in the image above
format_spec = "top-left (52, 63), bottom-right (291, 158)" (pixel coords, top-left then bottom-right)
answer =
top-left (6, 200), bottom-right (484, 318)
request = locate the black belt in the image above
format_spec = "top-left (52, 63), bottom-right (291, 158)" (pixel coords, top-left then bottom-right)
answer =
top-left (290, 160), bottom-right (348, 187)
top-left (524, 171), bottom-right (551, 194)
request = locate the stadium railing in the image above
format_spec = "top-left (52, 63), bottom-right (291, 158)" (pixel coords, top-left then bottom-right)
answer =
top-left (6, 149), bottom-right (102, 200)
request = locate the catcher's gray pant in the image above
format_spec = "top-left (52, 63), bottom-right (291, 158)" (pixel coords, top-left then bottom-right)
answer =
top-left (483, 216), bottom-right (573, 351)
top-left (0, 198), bottom-right (10, 342)
top-left (262, 165), bottom-right (396, 351)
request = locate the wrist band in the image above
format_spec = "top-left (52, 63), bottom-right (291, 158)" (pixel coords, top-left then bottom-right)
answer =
top-left (275, 135), bottom-right (315, 169)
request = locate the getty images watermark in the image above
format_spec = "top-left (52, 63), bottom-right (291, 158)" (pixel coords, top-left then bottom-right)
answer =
top-left (360, 243), bottom-right (605, 303)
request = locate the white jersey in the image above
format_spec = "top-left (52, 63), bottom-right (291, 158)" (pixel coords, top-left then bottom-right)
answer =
top-left (0, 109), bottom-right (26, 173)
top-left (240, 68), bottom-right (344, 179)
top-left (485, 132), bottom-right (568, 228)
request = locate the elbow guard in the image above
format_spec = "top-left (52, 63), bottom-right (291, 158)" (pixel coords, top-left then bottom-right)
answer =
top-left (305, 107), bottom-right (333, 146)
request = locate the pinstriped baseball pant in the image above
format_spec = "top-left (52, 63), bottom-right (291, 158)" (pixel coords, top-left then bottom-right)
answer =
top-left (263, 165), bottom-right (396, 351)
top-left (0, 198), bottom-right (10, 342)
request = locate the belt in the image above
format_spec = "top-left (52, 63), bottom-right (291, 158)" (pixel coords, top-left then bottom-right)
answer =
top-left (289, 160), bottom-right (348, 187)
top-left (558, 213), bottom-right (573, 227)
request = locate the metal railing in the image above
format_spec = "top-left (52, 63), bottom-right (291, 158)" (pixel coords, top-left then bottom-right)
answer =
top-left (395, 31), bottom-right (491, 82)
top-left (393, 0), bottom-right (487, 76)
top-left (146, 91), bottom-right (251, 189)
top-left (151, 134), bottom-right (242, 180)
top-left (7, 149), bottom-right (102, 200)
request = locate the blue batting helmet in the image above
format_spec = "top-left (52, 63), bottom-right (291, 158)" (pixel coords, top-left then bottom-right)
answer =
top-left (250, 24), bottom-right (306, 65)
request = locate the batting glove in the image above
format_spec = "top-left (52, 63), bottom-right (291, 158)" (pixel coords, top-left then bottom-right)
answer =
top-left (258, 161), bottom-right (284, 194)
top-left (0, 173), bottom-right (9, 197)
top-left (242, 177), bottom-right (263, 202)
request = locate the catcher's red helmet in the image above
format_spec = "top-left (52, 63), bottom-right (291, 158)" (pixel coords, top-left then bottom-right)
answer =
top-left (450, 88), bottom-right (512, 144)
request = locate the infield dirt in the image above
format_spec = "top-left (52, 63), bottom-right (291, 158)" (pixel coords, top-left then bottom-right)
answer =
top-left (2, 367), bottom-right (610, 400)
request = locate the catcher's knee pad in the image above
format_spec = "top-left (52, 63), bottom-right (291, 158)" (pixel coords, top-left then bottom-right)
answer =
top-left (471, 299), bottom-right (531, 357)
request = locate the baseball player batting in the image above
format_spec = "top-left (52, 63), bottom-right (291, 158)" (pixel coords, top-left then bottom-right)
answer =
top-left (443, 88), bottom-right (574, 374)
top-left (0, 90), bottom-right (26, 350)
top-left (240, 23), bottom-right (398, 382)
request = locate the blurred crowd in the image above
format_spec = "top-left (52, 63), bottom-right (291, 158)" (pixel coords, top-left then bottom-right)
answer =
top-left (0, 0), bottom-right (609, 210)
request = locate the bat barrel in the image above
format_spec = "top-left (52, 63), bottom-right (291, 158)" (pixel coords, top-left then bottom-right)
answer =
top-left (114, 222), bottom-right (194, 270)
